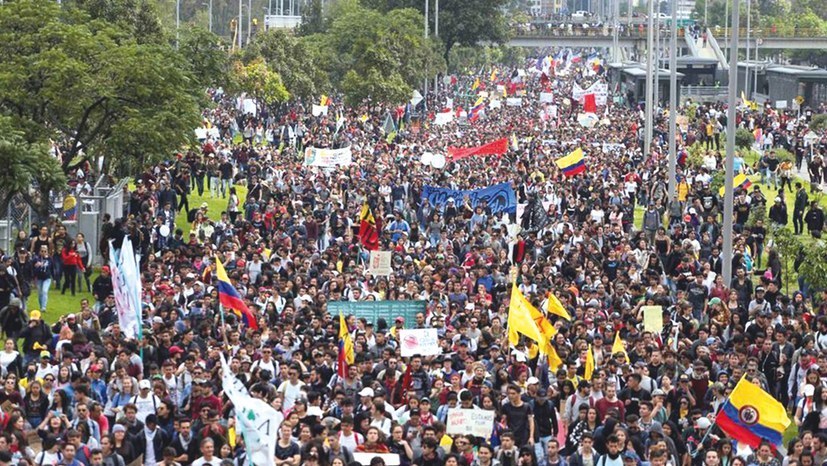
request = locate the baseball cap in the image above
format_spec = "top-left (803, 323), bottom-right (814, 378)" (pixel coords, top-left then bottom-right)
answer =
top-left (359, 387), bottom-right (375, 397)
top-left (695, 417), bottom-right (712, 429)
top-left (30, 310), bottom-right (41, 321)
top-left (112, 424), bottom-right (126, 433)
top-left (40, 350), bottom-right (50, 359)
top-left (139, 380), bottom-right (152, 390)
top-left (169, 346), bottom-right (184, 355)
top-left (527, 377), bottom-right (540, 386)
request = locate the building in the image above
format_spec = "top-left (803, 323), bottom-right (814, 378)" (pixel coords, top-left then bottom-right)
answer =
top-left (738, 63), bottom-right (827, 108)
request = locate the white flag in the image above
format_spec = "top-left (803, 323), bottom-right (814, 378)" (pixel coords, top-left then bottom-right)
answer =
top-left (109, 240), bottom-right (141, 340)
top-left (434, 111), bottom-right (454, 126)
top-left (311, 104), bottom-right (328, 117)
top-left (410, 90), bottom-right (424, 107)
top-left (221, 354), bottom-right (280, 466)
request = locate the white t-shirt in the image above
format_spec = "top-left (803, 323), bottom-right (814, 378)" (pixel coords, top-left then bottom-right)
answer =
top-left (130, 393), bottom-right (162, 423)
top-left (277, 380), bottom-right (305, 411)
top-left (339, 431), bottom-right (364, 455)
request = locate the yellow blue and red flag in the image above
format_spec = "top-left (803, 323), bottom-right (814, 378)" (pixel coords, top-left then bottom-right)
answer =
top-left (555, 148), bottom-right (586, 177)
top-left (215, 257), bottom-right (258, 329)
top-left (715, 376), bottom-right (790, 449)
top-left (337, 312), bottom-right (355, 377)
top-left (719, 173), bottom-right (753, 196)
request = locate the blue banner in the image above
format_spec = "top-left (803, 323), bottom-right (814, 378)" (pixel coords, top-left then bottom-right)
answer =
top-left (421, 182), bottom-right (517, 215)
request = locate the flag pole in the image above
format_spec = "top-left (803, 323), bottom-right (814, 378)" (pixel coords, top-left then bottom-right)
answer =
top-left (692, 374), bottom-right (747, 458)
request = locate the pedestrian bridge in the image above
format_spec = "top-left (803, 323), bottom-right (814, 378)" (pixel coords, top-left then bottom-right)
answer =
top-left (509, 26), bottom-right (827, 50)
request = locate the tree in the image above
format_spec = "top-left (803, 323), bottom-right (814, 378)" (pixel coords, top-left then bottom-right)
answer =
top-left (359, 0), bottom-right (511, 66)
top-left (297, 0), bottom-right (327, 36)
top-left (0, 116), bottom-right (66, 211)
top-left (0, 0), bottom-right (201, 212)
top-left (244, 29), bottom-right (329, 99)
top-left (69, 0), bottom-right (166, 44)
top-left (179, 27), bottom-right (231, 88)
top-left (230, 59), bottom-right (289, 105)
top-left (312, 5), bottom-right (445, 105)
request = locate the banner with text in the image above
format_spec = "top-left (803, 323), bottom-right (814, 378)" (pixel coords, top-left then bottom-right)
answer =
top-left (328, 301), bottom-right (426, 327)
top-left (368, 251), bottom-right (393, 276)
top-left (303, 146), bottom-right (352, 167)
top-left (421, 182), bottom-right (517, 215)
top-left (572, 81), bottom-right (609, 106)
top-left (446, 408), bottom-right (495, 438)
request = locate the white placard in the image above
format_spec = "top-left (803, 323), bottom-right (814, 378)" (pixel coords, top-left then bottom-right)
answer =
top-left (311, 104), bottom-right (329, 117)
top-left (446, 408), bottom-right (495, 438)
top-left (572, 81), bottom-right (609, 106)
top-left (539, 92), bottom-right (554, 103)
top-left (489, 99), bottom-right (501, 109)
top-left (399, 329), bottom-right (440, 357)
top-left (368, 251), bottom-right (392, 276)
top-left (434, 111), bottom-right (454, 126)
top-left (776, 100), bottom-right (788, 110)
top-left (506, 98), bottom-right (523, 107)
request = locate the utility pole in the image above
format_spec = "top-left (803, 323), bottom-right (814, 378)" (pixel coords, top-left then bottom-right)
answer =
top-left (238, 0), bottom-right (243, 49)
top-left (668, 0), bottom-right (677, 198)
top-left (434, 0), bottom-right (439, 95)
top-left (644, 0), bottom-right (654, 157)
top-left (722, 0), bottom-right (739, 287)
top-left (424, 0), bottom-right (429, 98)
top-left (176, 0), bottom-right (180, 48)
top-left (247, 0), bottom-right (252, 44)
top-left (745, 0), bottom-right (751, 98)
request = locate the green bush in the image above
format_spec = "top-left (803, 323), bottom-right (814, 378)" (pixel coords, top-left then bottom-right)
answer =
top-left (810, 114), bottom-right (827, 132)
top-left (774, 148), bottom-right (795, 163)
top-left (736, 128), bottom-right (755, 149)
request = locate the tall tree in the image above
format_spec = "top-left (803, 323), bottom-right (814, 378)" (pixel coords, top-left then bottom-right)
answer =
top-left (360, 0), bottom-right (511, 66)
top-left (244, 29), bottom-right (329, 99)
top-left (0, 0), bottom-right (201, 212)
top-left (179, 27), bottom-right (231, 88)
top-left (0, 116), bottom-right (65, 211)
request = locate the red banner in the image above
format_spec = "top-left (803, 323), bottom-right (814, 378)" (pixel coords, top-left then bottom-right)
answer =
top-left (447, 138), bottom-right (509, 162)
top-left (583, 94), bottom-right (597, 113)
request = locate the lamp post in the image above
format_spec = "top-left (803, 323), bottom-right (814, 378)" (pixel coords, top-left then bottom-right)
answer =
top-left (668, 0), bottom-right (677, 198)
top-left (722, 0), bottom-right (739, 287)
top-left (644, 0), bottom-right (654, 157)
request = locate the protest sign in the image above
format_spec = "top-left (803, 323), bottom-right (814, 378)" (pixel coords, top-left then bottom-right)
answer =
top-left (643, 306), bottom-right (664, 333)
top-left (421, 182), bottom-right (517, 215)
top-left (446, 408), bottom-right (495, 438)
top-left (303, 147), bottom-right (352, 167)
top-left (399, 329), bottom-right (441, 357)
top-left (539, 92), bottom-right (554, 103)
top-left (506, 97), bottom-right (523, 107)
top-left (368, 251), bottom-right (392, 276)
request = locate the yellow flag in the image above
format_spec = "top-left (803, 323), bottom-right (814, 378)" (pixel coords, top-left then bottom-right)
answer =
top-left (548, 344), bottom-right (563, 371)
top-left (508, 287), bottom-right (544, 349)
top-left (528, 300), bottom-right (558, 356)
top-left (359, 114), bottom-right (369, 123)
top-left (439, 434), bottom-right (454, 449)
top-left (612, 331), bottom-right (630, 364)
top-left (472, 77), bottom-right (480, 91)
top-left (545, 292), bottom-right (572, 321)
top-left (584, 344), bottom-right (595, 380)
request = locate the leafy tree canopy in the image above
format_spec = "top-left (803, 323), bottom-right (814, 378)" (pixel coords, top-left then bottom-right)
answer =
top-left (243, 29), bottom-right (329, 99)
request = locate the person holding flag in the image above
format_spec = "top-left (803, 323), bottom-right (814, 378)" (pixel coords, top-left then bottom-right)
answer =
top-left (214, 256), bottom-right (258, 330)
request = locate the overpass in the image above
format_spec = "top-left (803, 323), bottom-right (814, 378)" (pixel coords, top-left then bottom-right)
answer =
top-left (509, 26), bottom-right (827, 50)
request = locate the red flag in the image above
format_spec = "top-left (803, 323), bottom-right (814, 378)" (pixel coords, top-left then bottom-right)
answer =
top-left (447, 138), bottom-right (509, 162)
top-left (358, 204), bottom-right (379, 250)
top-left (584, 94), bottom-right (597, 113)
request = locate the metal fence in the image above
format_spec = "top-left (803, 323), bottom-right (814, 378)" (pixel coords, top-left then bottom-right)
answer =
top-left (0, 178), bottom-right (127, 267)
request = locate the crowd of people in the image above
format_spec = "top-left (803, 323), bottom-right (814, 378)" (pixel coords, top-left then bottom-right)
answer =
top-left (0, 49), bottom-right (824, 466)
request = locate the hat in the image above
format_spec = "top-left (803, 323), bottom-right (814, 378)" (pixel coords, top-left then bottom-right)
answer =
top-left (90, 364), bottom-right (102, 373)
top-left (775, 197), bottom-right (782, 202)
top-left (537, 388), bottom-right (548, 397)
top-left (395, 317), bottom-right (405, 323)
top-left (139, 380), bottom-right (152, 390)
top-left (527, 377), bottom-right (540, 386)
top-left (804, 384), bottom-right (816, 397)
top-left (447, 197), bottom-right (455, 203)
top-left (409, 408), bottom-right (421, 416)
top-left (514, 352), bottom-right (527, 362)
top-left (29, 310), bottom-right (41, 321)
top-left (359, 387), bottom-right (375, 397)
top-left (40, 350), bottom-right (50, 359)
top-left (652, 388), bottom-right (666, 396)
top-left (201, 202), bottom-right (209, 209)
top-left (708, 297), bottom-right (722, 306)
top-left (756, 286), bottom-right (765, 292)
top-left (169, 346), bottom-right (184, 356)
top-left (101, 265), bottom-right (110, 274)
top-left (695, 417), bottom-right (712, 429)
top-left (307, 406), bottom-right (324, 417)
top-left (152, 316), bottom-right (164, 324)
top-left (66, 313), bottom-right (75, 320)
top-left (112, 424), bottom-right (126, 433)
top-left (623, 452), bottom-right (641, 462)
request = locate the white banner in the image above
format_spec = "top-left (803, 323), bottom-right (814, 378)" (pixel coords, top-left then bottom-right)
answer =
top-left (303, 146), bottom-right (352, 167)
top-left (489, 99), bottom-right (501, 109)
top-left (539, 92), bottom-right (554, 103)
top-left (399, 329), bottom-right (441, 357)
top-left (410, 90), bottom-right (424, 107)
top-left (311, 104), bottom-right (329, 117)
top-left (506, 98), bottom-right (523, 107)
top-left (195, 127), bottom-right (220, 140)
top-left (446, 408), bottom-right (495, 438)
top-left (221, 355), bottom-right (279, 466)
top-left (572, 81), bottom-right (608, 106)
top-left (368, 251), bottom-right (392, 276)
top-left (776, 100), bottom-right (788, 109)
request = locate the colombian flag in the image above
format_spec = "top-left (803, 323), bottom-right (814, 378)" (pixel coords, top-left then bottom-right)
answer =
top-left (469, 96), bottom-right (485, 122)
top-left (719, 173), bottom-right (753, 196)
top-left (337, 312), bottom-right (355, 377)
top-left (716, 376), bottom-right (790, 449)
top-left (555, 148), bottom-right (586, 177)
top-left (320, 95), bottom-right (332, 106)
top-left (215, 257), bottom-right (258, 329)
top-left (471, 77), bottom-right (481, 91)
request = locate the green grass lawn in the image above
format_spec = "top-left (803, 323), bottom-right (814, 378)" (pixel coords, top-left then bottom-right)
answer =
top-left (35, 181), bottom-right (249, 325)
